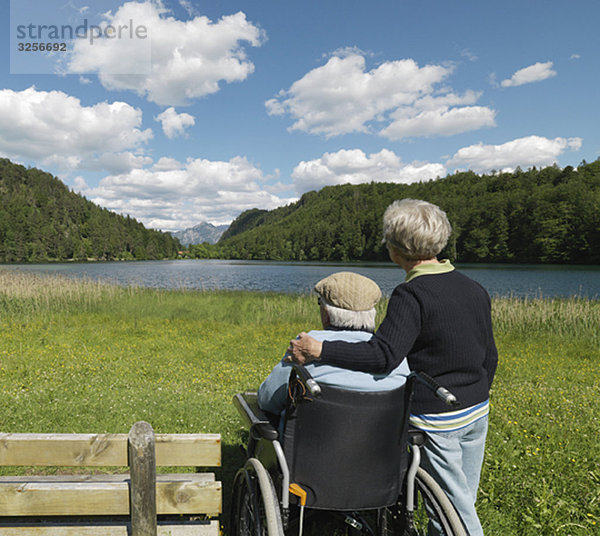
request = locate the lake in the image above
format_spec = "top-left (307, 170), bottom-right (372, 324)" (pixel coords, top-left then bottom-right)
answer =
top-left (2, 259), bottom-right (600, 299)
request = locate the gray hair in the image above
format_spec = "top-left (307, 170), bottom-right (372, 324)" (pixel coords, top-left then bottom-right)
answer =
top-left (323, 302), bottom-right (377, 333)
top-left (382, 198), bottom-right (452, 260)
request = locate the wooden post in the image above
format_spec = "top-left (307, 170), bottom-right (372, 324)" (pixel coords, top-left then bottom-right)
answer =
top-left (128, 421), bottom-right (157, 536)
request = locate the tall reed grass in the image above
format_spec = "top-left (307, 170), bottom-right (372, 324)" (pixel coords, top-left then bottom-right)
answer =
top-left (0, 269), bottom-right (126, 315)
top-left (492, 295), bottom-right (600, 342)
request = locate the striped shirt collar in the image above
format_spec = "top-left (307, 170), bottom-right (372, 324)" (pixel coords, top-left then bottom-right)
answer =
top-left (405, 259), bottom-right (455, 282)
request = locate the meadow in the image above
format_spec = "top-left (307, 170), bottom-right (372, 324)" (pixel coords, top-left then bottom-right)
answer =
top-left (0, 270), bottom-right (598, 535)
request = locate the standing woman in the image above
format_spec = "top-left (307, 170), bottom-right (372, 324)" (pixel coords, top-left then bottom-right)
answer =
top-left (289, 198), bottom-right (498, 536)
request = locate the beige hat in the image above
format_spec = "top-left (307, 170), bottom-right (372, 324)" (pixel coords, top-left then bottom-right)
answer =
top-left (314, 272), bottom-right (382, 312)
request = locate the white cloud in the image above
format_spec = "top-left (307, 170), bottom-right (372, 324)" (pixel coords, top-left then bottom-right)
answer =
top-left (381, 102), bottom-right (495, 140)
top-left (64, 1), bottom-right (90, 16)
top-left (178, 0), bottom-right (198, 17)
top-left (292, 148), bottom-right (445, 192)
top-left (73, 176), bottom-right (89, 191)
top-left (155, 107), bottom-right (195, 138)
top-left (67, 2), bottom-right (266, 106)
top-left (266, 53), bottom-right (495, 139)
top-left (92, 152), bottom-right (153, 174)
top-left (323, 46), bottom-right (371, 60)
top-left (446, 135), bottom-right (582, 173)
top-left (570, 54), bottom-right (581, 60)
top-left (501, 61), bottom-right (557, 88)
top-left (152, 156), bottom-right (184, 171)
top-left (461, 49), bottom-right (478, 62)
top-left (80, 156), bottom-right (295, 229)
top-left (0, 87), bottom-right (152, 172)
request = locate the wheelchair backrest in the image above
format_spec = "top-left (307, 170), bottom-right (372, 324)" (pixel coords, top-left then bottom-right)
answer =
top-left (282, 379), bottom-right (411, 510)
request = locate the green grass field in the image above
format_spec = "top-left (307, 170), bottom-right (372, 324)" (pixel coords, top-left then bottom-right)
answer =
top-left (0, 270), bottom-right (598, 535)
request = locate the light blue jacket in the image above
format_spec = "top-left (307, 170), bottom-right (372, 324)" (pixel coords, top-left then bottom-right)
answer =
top-left (257, 329), bottom-right (410, 416)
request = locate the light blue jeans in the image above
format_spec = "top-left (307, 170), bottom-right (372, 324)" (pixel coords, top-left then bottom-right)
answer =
top-left (419, 415), bottom-right (488, 536)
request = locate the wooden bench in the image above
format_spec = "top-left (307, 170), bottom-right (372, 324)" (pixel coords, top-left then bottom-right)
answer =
top-left (0, 421), bottom-right (221, 535)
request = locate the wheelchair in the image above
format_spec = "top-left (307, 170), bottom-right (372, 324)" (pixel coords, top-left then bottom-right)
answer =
top-left (231, 365), bottom-right (467, 536)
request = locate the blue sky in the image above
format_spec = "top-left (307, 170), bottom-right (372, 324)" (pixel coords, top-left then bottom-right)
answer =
top-left (1, 0), bottom-right (598, 230)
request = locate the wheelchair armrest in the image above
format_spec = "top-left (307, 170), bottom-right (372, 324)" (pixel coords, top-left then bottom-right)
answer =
top-left (292, 364), bottom-right (322, 396)
top-left (233, 392), bottom-right (279, 441)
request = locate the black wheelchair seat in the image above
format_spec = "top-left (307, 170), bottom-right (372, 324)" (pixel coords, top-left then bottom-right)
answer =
top-left (281, 379), bottom-right (411, 511)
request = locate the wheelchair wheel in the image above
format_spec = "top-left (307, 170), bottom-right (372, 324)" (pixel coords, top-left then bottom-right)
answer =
top-left (230, 457), bottom-right (284, 536)
top-left (379, 467), bottom-right (466, 536)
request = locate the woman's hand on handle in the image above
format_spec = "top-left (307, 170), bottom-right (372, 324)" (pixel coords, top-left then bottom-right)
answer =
top-left (286, 332), bottom-right (323, 365)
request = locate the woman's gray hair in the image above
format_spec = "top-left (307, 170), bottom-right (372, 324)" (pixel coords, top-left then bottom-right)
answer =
top-left (323, 302), bottom-right (377, 333)
top-left (382, 198), bottom-right (452, 260)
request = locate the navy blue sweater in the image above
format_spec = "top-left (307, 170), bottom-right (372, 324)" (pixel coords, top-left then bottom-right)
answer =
top-left (321, 270), bottom-right (498, 414)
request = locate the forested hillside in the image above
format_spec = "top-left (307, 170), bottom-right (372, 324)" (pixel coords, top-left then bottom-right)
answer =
top-left (0, 159), bottom-right (181, 262)
top-left (189, 161), bottom-right (600, 264)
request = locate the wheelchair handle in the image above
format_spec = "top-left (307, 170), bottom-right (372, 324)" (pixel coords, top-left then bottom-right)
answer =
top-left (292, 364), bottom-right (322, 397)
top-left (292, 367), bottom-right (456, 404)
top-left (412, 372), bottom-right (458, 406)
top-left (435, 386), bottom-right (457, 406)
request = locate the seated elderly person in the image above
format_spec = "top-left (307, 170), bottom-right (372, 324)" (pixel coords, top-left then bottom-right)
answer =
top-left (258, 271), bottom-right (409, 418)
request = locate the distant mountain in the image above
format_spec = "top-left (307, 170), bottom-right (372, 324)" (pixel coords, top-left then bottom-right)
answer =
top-left (0, 158), bottom-right (181, 262)
top-left (171, 222), bottom-right (229, 245)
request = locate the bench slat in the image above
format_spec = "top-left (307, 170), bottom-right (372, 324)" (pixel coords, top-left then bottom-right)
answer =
top-left (156, 434), bottom-right (221, 467)
top-left (0, 475), bottom-right (221, 517)
top-left (0, 521), bottom-right (219, 535)
top-left (0, 434), bottom-right (221, 467)
top-left (0, 474), bottom-right (215, 484)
